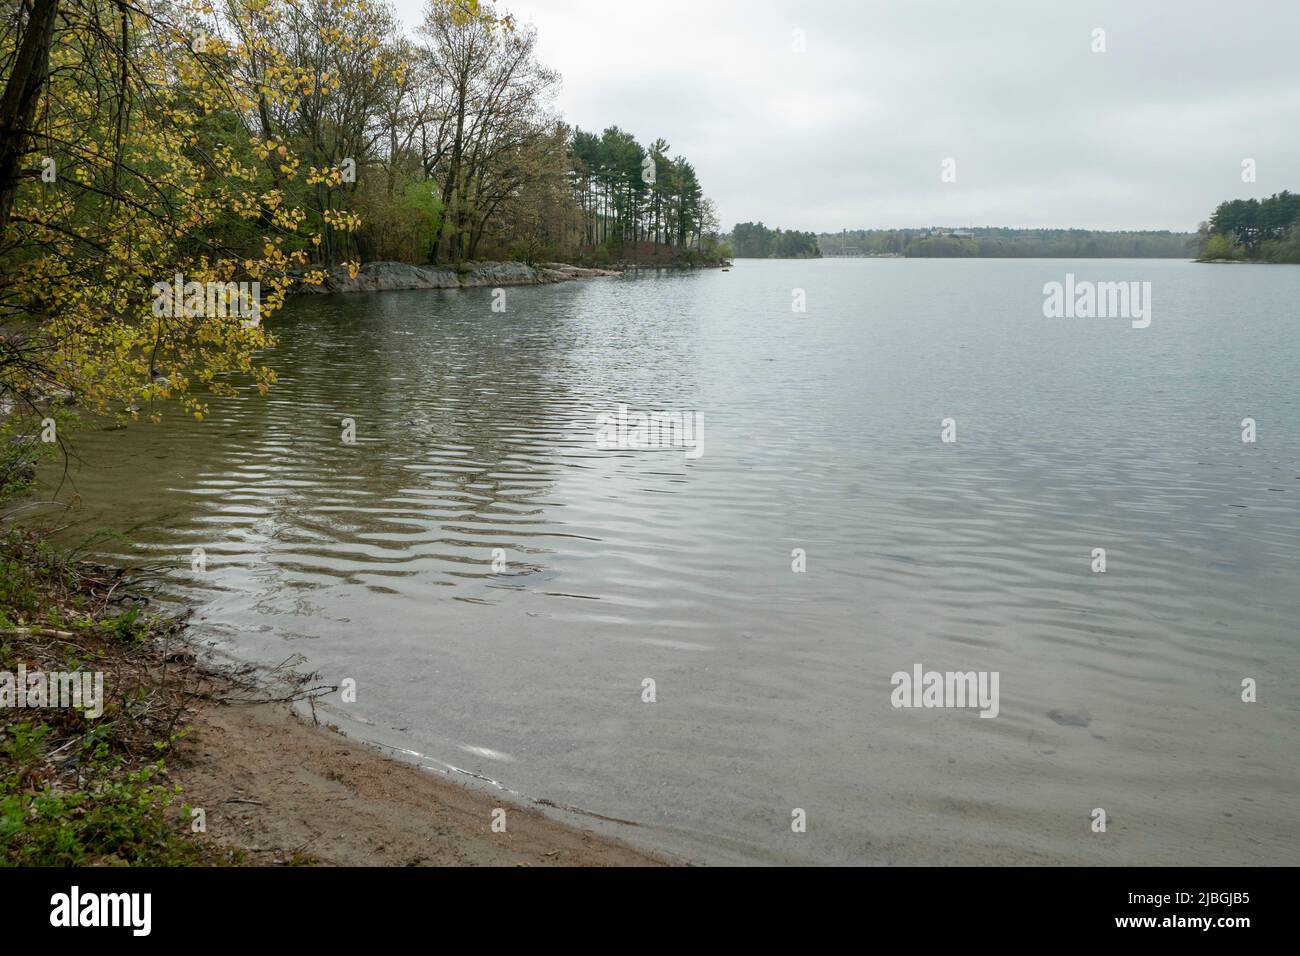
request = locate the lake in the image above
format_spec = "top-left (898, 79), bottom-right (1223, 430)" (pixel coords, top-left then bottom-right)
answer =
top-left (37, 258), bottom-right (1300, 864)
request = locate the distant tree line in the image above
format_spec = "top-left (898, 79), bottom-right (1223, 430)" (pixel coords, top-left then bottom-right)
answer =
top-left (819, 228), bottom-right (1198, 258)
top-left (728, 222), bottom-right (821, 258)
top-left (568, 128), bottom-right (725, 265)
top-left (1198, 191), bottom-right (1300, 263)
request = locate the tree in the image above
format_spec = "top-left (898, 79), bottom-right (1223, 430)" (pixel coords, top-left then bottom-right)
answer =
top-left (0, 0), bottom-right (493, 426)
top-left (1203, 190), bottom-right (1300, 261)
top-left (416, 0), bottom-right (554, 263)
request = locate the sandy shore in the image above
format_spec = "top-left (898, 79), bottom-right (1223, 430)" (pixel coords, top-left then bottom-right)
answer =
top-left (171, 661), bottom-right (668, 866)
top-left (0, 530), bottom-right (667, 867)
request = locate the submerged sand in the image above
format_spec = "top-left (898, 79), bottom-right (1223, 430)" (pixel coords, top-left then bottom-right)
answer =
top-left (173, 662), bottom-right (668, 866)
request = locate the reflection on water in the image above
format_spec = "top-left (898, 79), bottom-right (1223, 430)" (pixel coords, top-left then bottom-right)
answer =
top-left (35, 259), bottom-right (1300, 864)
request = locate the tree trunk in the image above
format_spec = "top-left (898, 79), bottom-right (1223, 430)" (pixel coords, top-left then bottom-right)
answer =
top-left (0, 0), bottom-right (60, 233)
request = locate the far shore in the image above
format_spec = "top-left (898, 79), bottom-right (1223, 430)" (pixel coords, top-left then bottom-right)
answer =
top-left (1194, 257), bottom-right (1300, 264)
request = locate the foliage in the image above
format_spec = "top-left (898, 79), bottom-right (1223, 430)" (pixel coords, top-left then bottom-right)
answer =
top-left (1197, 232), bottom-right (1240, 261)
top-left (0, 731), bottom-right (204, 867)
top-left (0, 0), bottom-right (722, 437)
top-left (729, 222), bottom-right (821, 258)
top-left (569, 126), bottom-right (717, 259)
top-left (355, 174), bottom-right (445, 264)
top-left (0, 407), bottom-right (66, 499)
top-left (1199, 191), bottom-right (1300, 263)
top-left (0, 530), bottom-right (243, 865)
top-left (2, 0), bottom-right (334, 422)
top-left (0, 0), bottom-right (518, 426)
top-left (818, 228), bottom-right (1198, 258)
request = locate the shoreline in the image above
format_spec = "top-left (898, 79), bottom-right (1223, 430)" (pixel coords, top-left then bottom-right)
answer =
top-left (1194, 257), bottom-right (1300, 264)
top-left (0, 533), bottom-right (668, 867)
top-left (298, 258), bottom-right (729, 295)
top-left (172, 659), bottom-right (669, 866)
top-left (299, 260), bottom-right (618, 295)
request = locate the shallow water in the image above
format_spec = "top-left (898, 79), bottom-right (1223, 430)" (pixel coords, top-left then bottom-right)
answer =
top-left (37, 258), bottom-right (1300, 864)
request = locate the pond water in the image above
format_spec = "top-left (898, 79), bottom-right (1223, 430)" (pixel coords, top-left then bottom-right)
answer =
top-left (37, 257), bottom-right (1300, 864)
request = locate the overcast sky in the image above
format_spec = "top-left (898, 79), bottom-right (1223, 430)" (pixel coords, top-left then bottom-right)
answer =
top-left (391, 0), bottom-right (1300, 233)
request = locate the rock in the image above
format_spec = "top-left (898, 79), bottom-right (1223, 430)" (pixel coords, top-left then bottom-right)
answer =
top-left (294, 260), bottom-right (618, 295)
top-left (333, 261), bottom-right (456, 292)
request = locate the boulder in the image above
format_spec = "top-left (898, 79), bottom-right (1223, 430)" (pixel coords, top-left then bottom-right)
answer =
top-left (293, 260), bottom-right (619, 295)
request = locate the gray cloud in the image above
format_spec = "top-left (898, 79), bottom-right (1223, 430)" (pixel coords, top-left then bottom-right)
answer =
top-left (393, 0), bottom-right (1300, 232)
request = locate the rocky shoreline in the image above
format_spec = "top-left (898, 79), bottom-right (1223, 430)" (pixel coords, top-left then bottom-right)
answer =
top-left (297, 260), bottom-right (620, 294)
